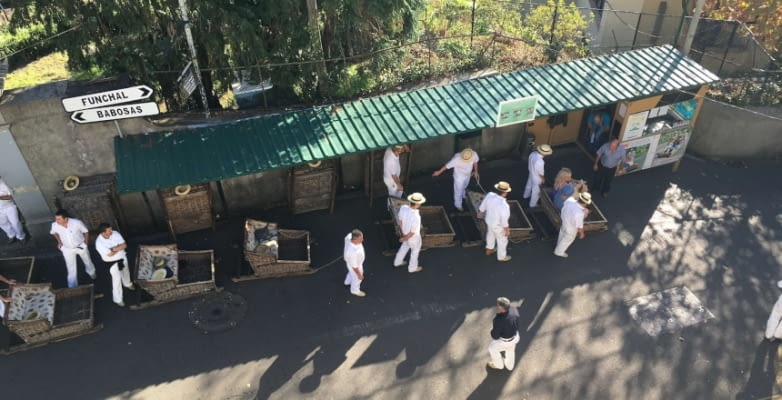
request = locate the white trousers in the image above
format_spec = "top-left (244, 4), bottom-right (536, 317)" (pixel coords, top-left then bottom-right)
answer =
top-left (394, 235), bottom-right (422, 272)
top-left (0, 205), bottom-right (25, 240)
top-left (108, 257), bottom-right (132, 304)
top-left (766, 294), bottom-right (782, 339)
top-left (554, 228), bottom-right (577, 256)
top-left (61, 246), bottom-right (96, 288)
top-left (453, 173), bottom-right (470, 209)
top-left (384, 177), bottom-right (403, 198)
top-left (485, 224), bottom-right (508, 260)
top-left (344, 266), bottom-right (364, 295)
top-left (523, 177), bottom-right (542, 207)
top-left (488, 333), bottom-right (520, 370)
top-left (0, 300), bottom-right (5, 320)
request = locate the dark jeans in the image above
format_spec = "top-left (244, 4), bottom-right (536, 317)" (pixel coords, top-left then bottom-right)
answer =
top-left (592, 164), bottom-right (616, 195)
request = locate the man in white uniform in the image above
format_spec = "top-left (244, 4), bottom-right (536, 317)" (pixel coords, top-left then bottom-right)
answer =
top-left (554, 192), bottom-right (591, 258)
top-left (765, 280), bottom-right (782, 340)
top-left (95, 223), bottom-right (134, 306)
top-left (523, 144), bottom-right (553, 208)
top-left (478, 181), bottom-right (512, 262)
top-left (383, 145), bottom-right (408, 198)
top-left (50, 210), bottom-right (96, 288)
top-left (432, 148), bottom-right (479, 211)
top-left (0, 273), bottom-right (18, 320)
top-left (393, 192), bottom-right (425, 273)
top-left (343, 229), bottom-right (366, 297)
top-left (0, 176), bottom-right (27, 244)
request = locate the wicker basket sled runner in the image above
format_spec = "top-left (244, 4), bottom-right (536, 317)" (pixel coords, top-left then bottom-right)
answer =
top-left (387, 198), bottom-right (456, 249)
top-left (466, 191), bottom-right (535, 243)
top-left (1, 283), bottom-right (102, 354)
top-left (237, 219), bottom-right (313, 281)
top-left (132, 244), bottom-right (220, 309)
top-left (539, 189), bottom-right (608, 233)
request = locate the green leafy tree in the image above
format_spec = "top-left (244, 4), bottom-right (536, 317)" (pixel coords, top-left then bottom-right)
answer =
top-left (523, 0), bottom-right (591, 62)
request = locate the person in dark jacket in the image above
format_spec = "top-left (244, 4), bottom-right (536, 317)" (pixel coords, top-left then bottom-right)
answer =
top-left (488, 296), bottom-right (520, 370)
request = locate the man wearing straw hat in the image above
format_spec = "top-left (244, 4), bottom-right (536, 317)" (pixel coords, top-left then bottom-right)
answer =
top-left (95, 223), bottom-right (135, 307)
top-left (50, 209), bottom-right (97, 288)
top-left (554, 192), bottom-right (592, 258)
top-left (383, 144), bottom-right (408, 198)
top-left (477, 181), bottom-right (513, 262)
top-left (343, 229), bottom-right (366, 297)
top-left (432, 148), bottom-right (480, 211)
top-left (523, 144), bottom-right (553, 208)
top-left (393, 192), bottom-right (426, 274)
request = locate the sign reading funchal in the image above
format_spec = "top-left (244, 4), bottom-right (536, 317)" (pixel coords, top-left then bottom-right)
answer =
top-left (62, 85), bottom-right (159, 124)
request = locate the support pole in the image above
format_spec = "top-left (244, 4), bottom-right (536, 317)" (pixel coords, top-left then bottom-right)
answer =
top-left (177, 0), bottom-right (210, 119)
top-left (681, 0), bottom-right (706, 56)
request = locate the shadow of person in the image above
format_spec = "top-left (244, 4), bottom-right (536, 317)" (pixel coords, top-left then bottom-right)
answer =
top-left (299, 338), bottom-right (353, 393)
top-left (255, 346), bottom-right (311, 400)
top-left (736, 339), bottom-right (780, 400)
top-left (396, 314), bottom-right (466, 379)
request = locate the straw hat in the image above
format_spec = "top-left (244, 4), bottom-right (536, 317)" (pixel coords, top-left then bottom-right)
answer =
top-left (151, 268), bottom-right (167, 281)
top-left (494, 181), bottom-right (512, 193)
top-left (578, 192), bottom-right (592, 205)
top-left (461, 148), bottom-right (474, 161)
top-left (307, 161), bottom-right (322, 168)
top-left (407, 192), bottom-right (426, 204)
top-left (153, 257), bottom-right (167, 269)
top-left (537, 144), bottom-right (553, 156)
top-left (63, 175), bottom-right (80, 191)
top-left (174, 185), bottom-right (192, 196)
top-left (24, 311), bottom-right (40, 320)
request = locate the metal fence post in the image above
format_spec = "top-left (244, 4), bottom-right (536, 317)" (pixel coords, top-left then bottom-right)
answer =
top-left (717, 22), bottom-right (738, 75)
top-left (631, 12), bottom-right (643, 50)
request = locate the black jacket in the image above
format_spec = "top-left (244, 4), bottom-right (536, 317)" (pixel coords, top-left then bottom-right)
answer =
top-left (491, 306), bottom-right (520, 340)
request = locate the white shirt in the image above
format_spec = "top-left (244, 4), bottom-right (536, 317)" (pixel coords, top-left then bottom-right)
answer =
top-left (50, 218), bottom-right (89, 249)
top-left (95, 231), bottom-right (127, 262)
top-left (445, 152), bottom-right (479, 178)
top-left (0, 178), bottom-right (15, 209)
top-left (343, 233), bottom-right (365, 273)
top-left (479, 192), bottom-right (510, 228)
top-left (383, 147), bottom-right (401, 181)
top-left (528, 151), bottom-right (545, 181)
top-left (560, 198), bottom-right (585, 232)
top-left (398, 205), bottom-right (421, 237)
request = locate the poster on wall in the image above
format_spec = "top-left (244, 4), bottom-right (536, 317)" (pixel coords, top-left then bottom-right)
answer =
top-left (617, 135), bottom-right (658, 176)
top-left (650, 127), bottom-right (691, 167)
top-left (622, 111), bottom-right (649, 141)
top-left (496, 96), bottom-right (539, 127)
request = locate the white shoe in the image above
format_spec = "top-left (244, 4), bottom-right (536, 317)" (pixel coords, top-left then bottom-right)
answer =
top-left (553, 252), bottom-right (569, 258)
top-left (394, 261), bottom-right (407, 268)
top-left (409, 267), bottom-right (423, 274)
top-left (487, 361), bottom-right (502, 370)
top-left (353, 291), bottom-right (366, 297)
top-left (89, 273), bottom-right (97, 280)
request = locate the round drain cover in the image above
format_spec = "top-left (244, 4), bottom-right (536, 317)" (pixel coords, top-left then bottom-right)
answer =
top-left (188, 291), bottom-right (247, 334)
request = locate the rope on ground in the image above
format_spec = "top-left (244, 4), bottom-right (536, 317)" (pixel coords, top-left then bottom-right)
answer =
top-left (312, 255), bottom-right (344, 272)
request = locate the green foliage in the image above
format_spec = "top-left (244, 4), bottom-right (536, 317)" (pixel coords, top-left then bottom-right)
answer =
top-left (523, 0), bottom-right (591, 62)
top-left (0, 22), bottom-right (57, 69)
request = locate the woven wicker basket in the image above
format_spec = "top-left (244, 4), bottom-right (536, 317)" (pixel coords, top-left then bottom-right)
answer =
top-left (466, 191), bottom-right (535, 242)
top-left (0, 256), bottom-right (34, 299)
top-left (289, 161), bottom-right (337, 214)
top-left (244, 220), bottom-right (311, 278)
top-left (387, 198), bottom-right (456, 249)
top-left (539, 190), bottom-right (608, 233)
top-left (134, 246), bottom-right (217, 303)
top-left (158, 183), bottom-right (215, 237)
top-left (6, 284), bottom-right (95, 344)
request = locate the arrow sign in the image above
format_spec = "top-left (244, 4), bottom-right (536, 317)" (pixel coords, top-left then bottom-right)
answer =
top-left (62, 85), bottom-right (154, 112)
top-left (70, 102), bottom-right (159, 124)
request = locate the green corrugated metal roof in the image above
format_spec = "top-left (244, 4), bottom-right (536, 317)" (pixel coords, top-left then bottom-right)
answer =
top-left (116, 45), bottom-right (719, 193)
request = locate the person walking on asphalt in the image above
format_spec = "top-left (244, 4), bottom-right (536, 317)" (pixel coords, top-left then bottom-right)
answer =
top-left (478, 181), bottom-right (513, 262)
top-left (0, 176), bottom-right (28, 245)
top-left (554, 192), bottom-right (592, 258)
top-left (393, 192), bottom-right (425, 273)
top-left (95, 223), bottom-right (135, 307)
top-left (765, 280), bottom-right (782, 340)
top-left (592, 138), bottom-right (626, 197)
top-left (488, 296), bottom-right (520, 371)
top-left (50, 210), bottom-right (96, 288)
top-left (523, 144), bottom-right (552, 208)
top-left (432, 148), bottom-right (479, 211)
top-left (343, 229), bottom-right (366, 297)
top-left (383, 145), bottom-right (408, 198)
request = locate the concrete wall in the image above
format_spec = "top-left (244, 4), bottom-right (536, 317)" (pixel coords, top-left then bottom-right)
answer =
top-left (689, 100), bottom-right (782, 160)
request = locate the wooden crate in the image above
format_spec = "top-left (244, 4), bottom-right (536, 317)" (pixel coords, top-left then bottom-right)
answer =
top-left (241, 219), bottom-right (312, 280)
top-left (289, 161), bottom-right (337, 214)
top-left (387, 198), bottom-right (456, 249)
top-left (158, 183), bottom-right (215, 238)
top-left (132, 245), bottom-right (219, 309)
top-left (466, 191), bottom-right (535, 242)
top-left (539, 190), bottom-right (608, 233)
top-left (3, 284), bottom-right (100, 353)
top-left (58, 173), bottom-right (123, 232)
top-left (365, 148), bottom-right (411, 200)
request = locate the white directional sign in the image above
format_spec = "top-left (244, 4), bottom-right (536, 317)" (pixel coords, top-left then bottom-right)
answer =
top-left (70, 102), bottom-right (159, 124)
top-left (62, 85), bottom-right (154, 112)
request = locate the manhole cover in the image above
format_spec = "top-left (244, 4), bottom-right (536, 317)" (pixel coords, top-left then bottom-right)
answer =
top-left (188, 291), bottom-right (247, 334)
top-left (627, 286), bottom-right (714, 337)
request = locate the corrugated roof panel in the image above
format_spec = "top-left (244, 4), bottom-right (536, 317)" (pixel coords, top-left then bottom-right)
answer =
top-left (115, 45), bottom-right (720, 193)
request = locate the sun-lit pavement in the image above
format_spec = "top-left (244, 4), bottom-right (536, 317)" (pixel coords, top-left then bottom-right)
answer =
top-left (1, 150), bottom-right (781, 400)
